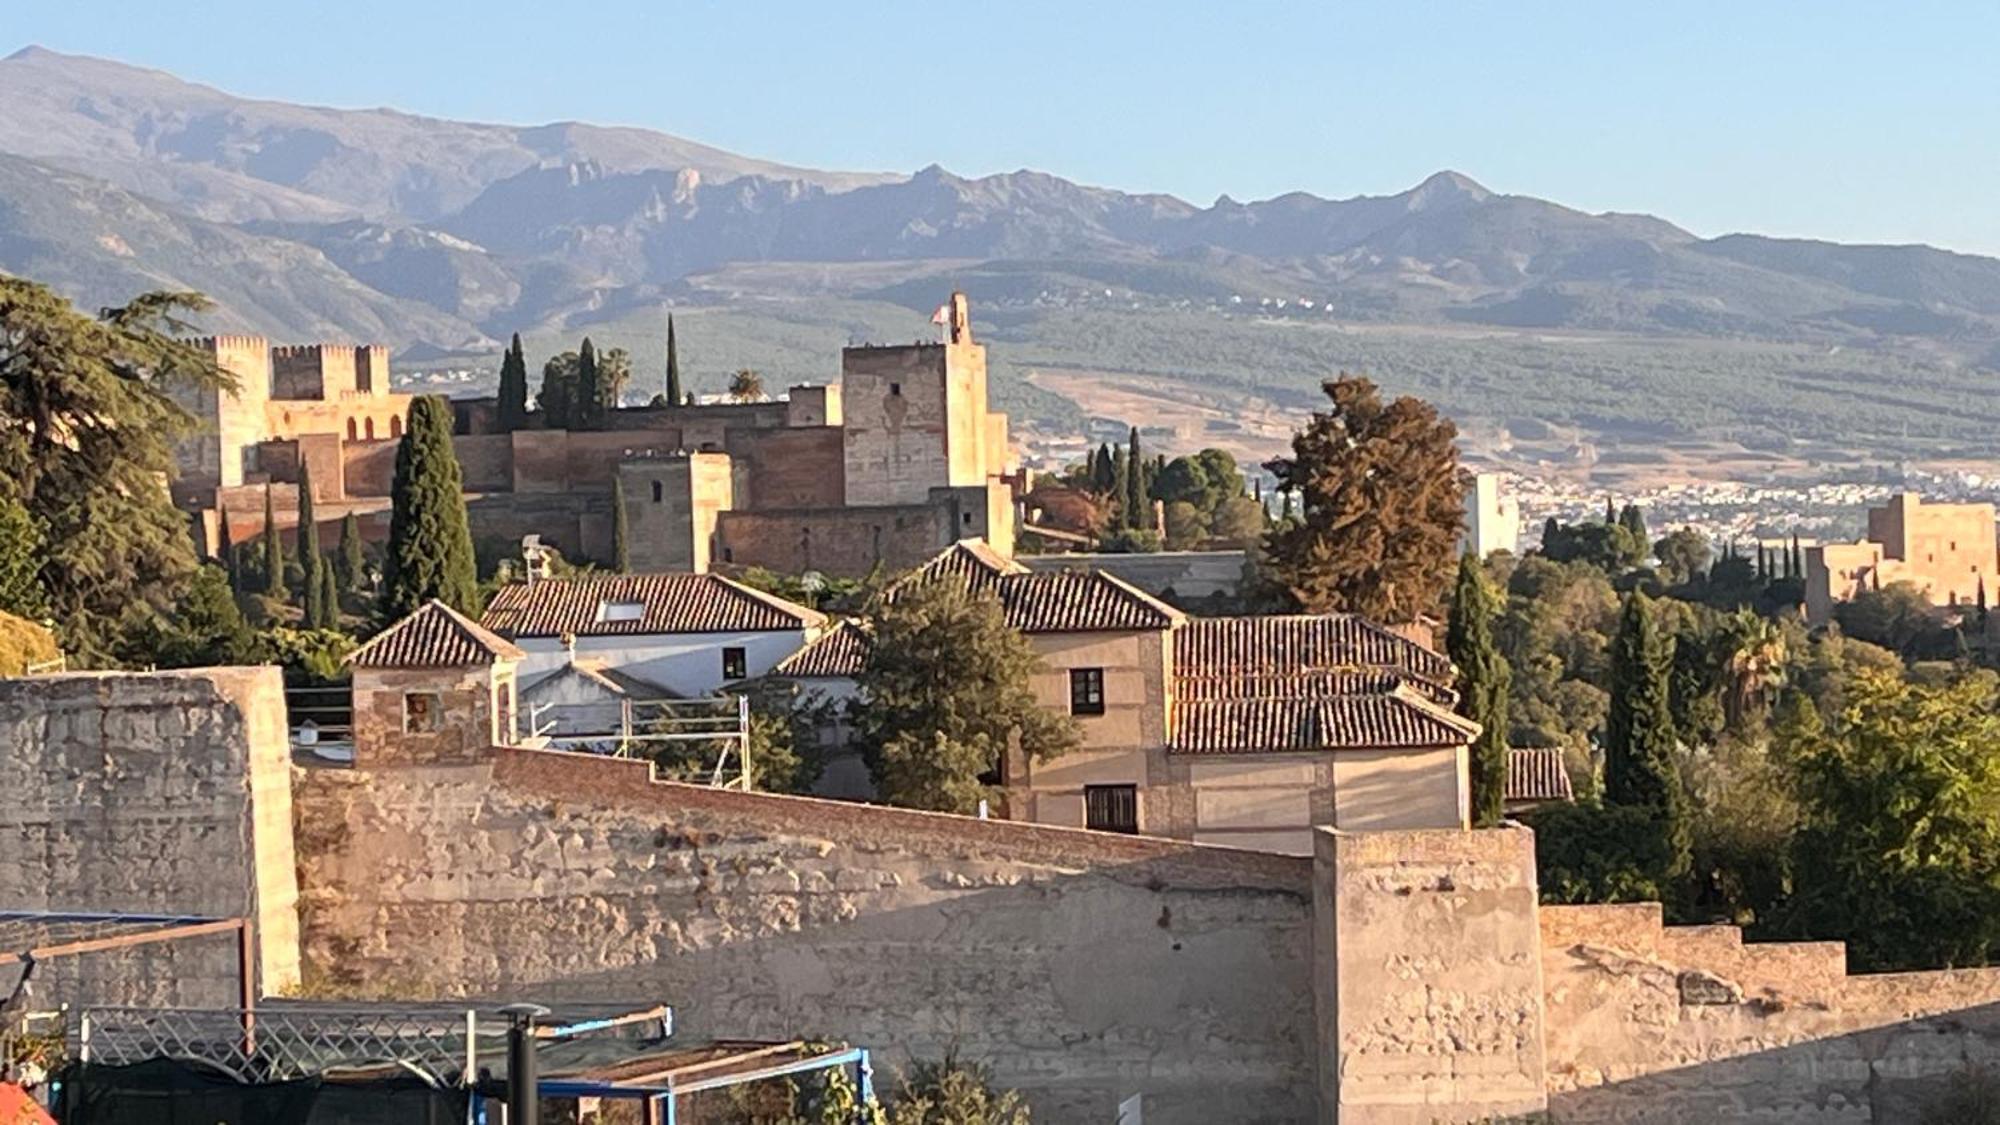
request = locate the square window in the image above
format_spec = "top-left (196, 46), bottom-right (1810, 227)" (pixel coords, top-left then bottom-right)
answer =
top-left (1084, 784), bottom-right (1139, 834)
top-left (402, 692), bottom-right (442, 733)
top-left (722, 646), bottom-right (748, 681)
top-left (1069, 668), bottom-right (1105, 716)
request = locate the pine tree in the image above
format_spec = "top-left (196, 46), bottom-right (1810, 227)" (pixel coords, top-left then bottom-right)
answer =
top-left (612, 476), bottom-right (631, 573)
top-left (575, 338), bottom-right (602, 431)
top-left (298, 461), bottom-right (321, 612)
top-left (664, 315), bottom-right (683, 406)
top-left (381, 396), bottom-right (480, 618)
top-left (337, 512), bottom-right (366, 593)
top-left (261, 483), bottom-right (286, 600)
top-left (1447, 553), bottom-right (1511, 827)
top-left (1125, 426), bottom-right (1145, 529)
top-left (218, 505), bottom-right (237, 592)
top-left (1604, 591), bottom-right (1689, 877)
top-left (496, 333), bottom-right (529, 432)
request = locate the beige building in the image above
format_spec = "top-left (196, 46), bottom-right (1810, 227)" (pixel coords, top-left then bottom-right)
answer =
top-left (1805, 492), bottom-right (1998, 623)
top-left (1463, 471), bottom-right (1520, 557)
top-left (777, 540), bottom-right (1475, 853)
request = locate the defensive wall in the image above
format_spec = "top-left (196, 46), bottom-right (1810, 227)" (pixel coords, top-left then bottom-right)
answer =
top-left (7, 668), bottom-right (2000, 1121)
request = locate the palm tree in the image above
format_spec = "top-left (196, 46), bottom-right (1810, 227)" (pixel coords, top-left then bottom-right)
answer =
top-left (1717, 610), bottom-right (1786, 728)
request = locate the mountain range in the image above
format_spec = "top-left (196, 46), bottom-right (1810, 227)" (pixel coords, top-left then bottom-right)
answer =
top-left (2, 45), bottom-right (1998, 466)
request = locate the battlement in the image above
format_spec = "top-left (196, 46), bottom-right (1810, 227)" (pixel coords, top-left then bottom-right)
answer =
top-left (196, 334), bottom-right (271, 352)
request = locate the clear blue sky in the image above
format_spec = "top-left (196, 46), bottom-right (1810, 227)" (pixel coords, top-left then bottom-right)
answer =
top-left (11, 2), bottom-right (2000, 252)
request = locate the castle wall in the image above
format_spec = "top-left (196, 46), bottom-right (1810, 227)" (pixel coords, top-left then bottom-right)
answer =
top-left (840, 345), bottom-right (955, 507)
top-left (0, 668), bottom-right (300, 1008)
top-left (621, 453), bottom-right (733, 573)
top-left (725, 426), bottom-right (846, 510)
top-left (292, 750), bottom-right (1318, 1124)
top-left (715, 501), bottom-right (961, 575)
top-left (1540, 902), bottom-right (2000, 1123)
top-left (272, 344), bottom-right (358, 400)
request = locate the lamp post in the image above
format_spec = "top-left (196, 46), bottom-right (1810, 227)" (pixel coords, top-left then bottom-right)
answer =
top-left (500, 1003), bottom-right (551, 1125)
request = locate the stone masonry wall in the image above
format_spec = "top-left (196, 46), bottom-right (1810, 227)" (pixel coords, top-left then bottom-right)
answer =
top-left (1541, 902), bottom-right (2000, 1122)
top-left (292, 749), bottom-right (1316, 1124)
top-left (0, 668), bottom-right (300, 1007)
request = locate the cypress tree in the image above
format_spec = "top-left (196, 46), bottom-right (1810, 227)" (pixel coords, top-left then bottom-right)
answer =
top-left (298, 461), bottom-right (321, 610)
top-left (313, 556), bottom-right (340, 629)
top-left (1125, 426), bottom-right (1145, 529)
top-left (1604, 496), bottom-right (1617, 525)
top-left (1111, 447), bottom-right (1129, 520)
top-left (218, 505), bottom-right (237, 592)
top-left (576, 338), bottom-right (602, 431)
top-left (1618, 503), bottom-right (1646, 543)
top-left (612, 477), bottom-right (631, 573)
top-left (497, 333), bottom-right (529, 432)
top-left (1090, 444), bottom-right (1113, 493)
top-left (664, 315), bottom-right (683, 406)
top-left (1605, 591), bottom-right (1689, 876)
top-left (1447, 553), bottom-right (1511, 827)
top-left (1790, 534), bottom-right (1803, 579)
top-left (338, 512), bottom-right (365, 593)
top-left (381, 396), bottom-right (480, 618)
top-left (261, 484), bottom-right (286, 600)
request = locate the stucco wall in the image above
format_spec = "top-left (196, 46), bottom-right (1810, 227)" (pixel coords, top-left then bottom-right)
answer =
top-left (1541, 902), bottom-right (2000, 1123)
top-left (0, 667), bottom-right (300, 1006)
top-left (513, 629), bottom-right (809, 698)
top-left (292, 749), bottom-right (1318, 1123)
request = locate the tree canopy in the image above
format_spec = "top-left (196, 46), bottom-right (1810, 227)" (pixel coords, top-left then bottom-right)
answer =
top-left (496, 333), bottom-right (529, 432)
top-left (1263, 374), bottom-right (1463, 622)
top-left (1447, 552), bottom-right (1511, 826)
top-left (380, 395), bottom-right (480, 618)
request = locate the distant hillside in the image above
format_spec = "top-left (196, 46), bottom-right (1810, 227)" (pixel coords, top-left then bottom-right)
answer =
top-left (3, 46), bottom-right (2000, 465)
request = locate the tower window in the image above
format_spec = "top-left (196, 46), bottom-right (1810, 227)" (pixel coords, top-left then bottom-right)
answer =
top-left (890, 382), bottom-right (902, 396)
top-left (402, 692), bottom-right (442, 733)
top-left (651, 481), bottom-right (664, 503)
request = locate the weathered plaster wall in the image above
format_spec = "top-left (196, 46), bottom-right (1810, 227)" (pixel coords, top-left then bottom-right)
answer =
top-left (1541, 902), bottom-right (2000, 1122)
top-left (292, 749), bottom-right (1317, 1123)
top-left (1317, 826), bottom-right (1548, 1125)
top-left (0, 667), bottom-right (300, 1006)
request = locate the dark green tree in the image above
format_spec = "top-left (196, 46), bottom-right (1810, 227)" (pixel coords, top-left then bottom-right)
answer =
top-left (1653, 528), bottom-right (1711, 588)
top-left (611, 476), bottom-right (631, 573)
top-left (380, 396), bottom-right (480, 618)
top-left (496, 333), bottom-right (529, 432)
top-left (1263, 375), bottom-right (1464, 622)
top-left (0, 495), bottom-right (47, 619)
top-left (1604, 591), bottom-right (1689, 877)
top-left (538, 351), bottom-right (579, 429)
top-left (157, 564), bottom-right (252, 668)
top-left (1091, 444), bottom-right (1115, 494)
top-left (0, 280), bottom-right (229, 663)
top-left (1789, 534), bottom-right (1804, 580)
top-left (313, 555), bottom-right (340, 630)
top-left (574, 338), bottom-right (603, 430)
top-left (856, 578), bottom-right (1081, 812)
top-left (297, 461), bottom-right (321, 616)
top-left (216, 505), bottom-right (238, 592)
top-left (337, 511), bottom-right (366, 593)
top-left (1447, 553), bottom-right (1511, 826)
top-left (1617, 502), bottom-right (1647, 544)
top-left (1124, 426), bottom-right (1146, 528)
top-left (664, 314), bottom-right (683, 406)
top-left (261, 484), bottom-right (287, 600)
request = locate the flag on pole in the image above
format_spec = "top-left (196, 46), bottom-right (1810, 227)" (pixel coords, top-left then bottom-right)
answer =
top-left (931, 303), bottom-right (950, 327)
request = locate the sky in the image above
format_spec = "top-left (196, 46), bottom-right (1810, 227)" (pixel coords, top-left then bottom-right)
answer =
top-left (9, 1), bottom-right (2000, 253)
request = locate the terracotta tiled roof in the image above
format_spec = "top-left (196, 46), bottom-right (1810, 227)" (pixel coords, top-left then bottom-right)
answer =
top-left (1175, 669), bottom-right (1454, 706)
top-left (898, 538), bottom-right (1027, 595)
top-left (1172, 615), bottom-right (1455, 688)
top-left (1506, 747), bottom-right (1576, 804)
top-left (889, 542), bottom-right (1181, 634)
top-left (480, 574), bottom-right (824, 637)
top-left (774, 620), bottom-right (871, 678)
top-left (348, 600), bottom-right (525, 668)
top-left (1170, 683), bottom-right (1479, 754)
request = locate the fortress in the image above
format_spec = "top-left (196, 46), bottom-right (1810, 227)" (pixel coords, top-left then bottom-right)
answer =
top-left (176, 294), bottom-right (1019, 577)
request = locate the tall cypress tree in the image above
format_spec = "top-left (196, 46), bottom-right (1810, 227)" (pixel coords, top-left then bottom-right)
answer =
top-left (1125, 426), bottom-right (1145, 529)
top-left (313, 556), bottom-right (339, 629)
top-left (1110, 447), bottom-right (1129, 520)
top-left (1789, 534), bottom-right (1803, 579)
top-left (298, 461), bottom-right (321, 618)
top-left (381, 396), bottom-right (480, 618)
top-left (1618, 502), bottom-right (1646, 543)
top-left (1605, 591), bottom-right (1689, 876)
top-left (576, 338), bottom-right (602, 431)
top-left (664, 315), bottom-right (683, 406)
top-left (612, 477), bottom-right (631, 573)
top-left (337, 511), bottom-right (366, 593)
top-left (497, 333), bottom-right (529, 432)
top-left (1604, 497), bottom-right (1617, 525)
top-left (1447, 553), bottom-right (1511, 827)
top-left (261, 483), bottom-right (286, 600)
top-left (217, 505), bottom-right (237, 592)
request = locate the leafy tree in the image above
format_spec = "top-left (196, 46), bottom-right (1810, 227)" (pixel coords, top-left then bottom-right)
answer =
top-left (496, 334), bottom-right (529, 432)
top-left (1617, 503), bottom-right (1647, 544)
top-left (156, 564), bottom-right (252, 667)
top-left (574, 338), bottom-right (603, 430)
top-left (1835, 580), bottom-right (1946, 656)
top-left (1542, 518), bottom-right (1645, 572)
top-left (1448, 553), bottom-right (1511, 826)
top-left (381, 396), bottom-right (480, 618)
top-left (337, 511), bottom-right (366, 594)
top-left (298, 461), bottom-right (322, 617)
top-left (597, 345), bottom-right (631, 414)
top-left (1604, 591), bottom-right (1689, 878)
top-left (1776, 670), bottom-right (2000, 970)
top-left (887, 1050), bottom-right (1030, 1125)
top-left (1264, 375), bottom-right (1463, 622)
top-left (1161, 500), bottom-right (1207, 549)
top-left (1209, 496), bottom-right (1267, 546)
top-left (612, 476), bottom-right (631, 573)
top-left (728, 368), bottom-right (765, 402)
top-left (0, 495), bottom-right (47, 619)
top-left (261, 484), bottom-right (287, 600)
top-left (1653, 528), bottom-right (1710, 588)
top-left (664, 314), bottom-right (683, 406)
top-left (855, 578), bottom-right (1080, 812)
top-left (1529, 801), bottom-right (1678, 905)
top-left (1097, 526), bottom-right (1162, 554)
top-left (538, 351), bottom-right (579, 429)
top-left (0, 281), bottom-right (228, 663)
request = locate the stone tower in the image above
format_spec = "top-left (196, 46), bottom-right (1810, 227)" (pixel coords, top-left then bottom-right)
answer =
top-left (839, 292), bottom-right (998, 507)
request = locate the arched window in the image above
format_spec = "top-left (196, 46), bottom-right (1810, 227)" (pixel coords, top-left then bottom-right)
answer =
top-left (389, 415), bottom-right (402, 438)
top-left (365, 418), bottom-right (376, 440)
top-left (346, 418), bottom-right (358, 441)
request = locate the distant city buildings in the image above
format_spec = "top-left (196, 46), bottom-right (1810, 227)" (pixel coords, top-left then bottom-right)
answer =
top-left (1805, 492), bottom-right (1998, 623)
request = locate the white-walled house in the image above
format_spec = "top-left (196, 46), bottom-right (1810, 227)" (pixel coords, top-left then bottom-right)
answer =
top-left (480, 573), bottom-right (826, 698)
